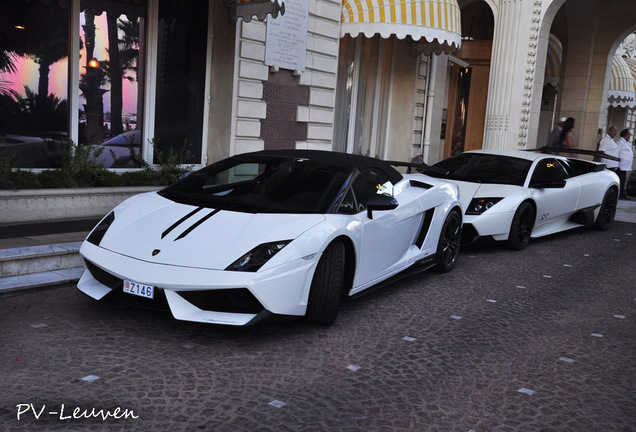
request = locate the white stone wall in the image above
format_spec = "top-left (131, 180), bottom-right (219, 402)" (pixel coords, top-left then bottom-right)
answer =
top-left (231, 0), bottom-right (342, 155)
top-left (0, 187), bottom-right (160, 224)
top-left (232, 19), bottom-right (269, 155)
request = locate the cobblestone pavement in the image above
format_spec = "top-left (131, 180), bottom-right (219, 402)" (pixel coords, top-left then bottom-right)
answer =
top-left (1, 222), bottom-right (635, 432)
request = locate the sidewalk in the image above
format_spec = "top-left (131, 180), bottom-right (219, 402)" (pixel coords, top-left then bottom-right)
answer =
top-left (0, 217), bottom-right (100, 249)
top-left (615, 197), bottom-right (636, 223)
top-left (0, 218), bottom-right (99, 293)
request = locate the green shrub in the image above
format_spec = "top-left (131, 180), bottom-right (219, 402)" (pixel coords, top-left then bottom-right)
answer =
top-left (7, 170), bottom-right (42, 189)
top-left (0, 148), bottom-right (19, 189)
top-left (0, 138), bottom-right (194, 190)
top-left (118, 170), bottom-right (156, 186)
top-left (35, 169), bottom-right (71, 188)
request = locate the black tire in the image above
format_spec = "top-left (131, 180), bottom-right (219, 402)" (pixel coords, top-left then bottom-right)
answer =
top-left (507, 201), bottom-right (535, 250)
top-left (434, 210), bottom-right (461, 273)
top-left (305, 239), bottom-right (345, 326)
top-left (593, 188), bottom-right (617, 231)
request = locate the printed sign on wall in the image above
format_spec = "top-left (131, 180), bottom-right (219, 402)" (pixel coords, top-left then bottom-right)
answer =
top-left (265, 0), bottom-right (310, 71)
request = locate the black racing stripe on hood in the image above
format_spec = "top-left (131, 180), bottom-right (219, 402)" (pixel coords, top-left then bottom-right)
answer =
top-left (162, 207), bottom-right (203, 239)
top-left (174, 209), bottom-right (221, 241)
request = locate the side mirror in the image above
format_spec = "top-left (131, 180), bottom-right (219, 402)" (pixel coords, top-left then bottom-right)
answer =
top-left (367, 195), bottom-right (399, 219)
top-left (530, 180), bottom-right (566, 189)
top-left (176, 171), bottom-right (192, 181)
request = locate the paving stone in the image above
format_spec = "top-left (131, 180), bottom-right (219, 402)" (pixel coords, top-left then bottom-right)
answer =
top-left (0, 222), bottom-right (634, 431)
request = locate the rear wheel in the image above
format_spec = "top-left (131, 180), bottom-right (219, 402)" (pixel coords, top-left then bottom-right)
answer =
top-left (507, 201), bottom-right (535, 250)
top-left (305, 239), bottom-right (345, 326)
top-left (434, 210), bottom-right (462, 273)
top-left (593, 188), bottom-right (617, 231)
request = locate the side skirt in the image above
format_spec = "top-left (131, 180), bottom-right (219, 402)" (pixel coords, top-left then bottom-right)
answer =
top-left (349, 257), bottom-right (436, 300)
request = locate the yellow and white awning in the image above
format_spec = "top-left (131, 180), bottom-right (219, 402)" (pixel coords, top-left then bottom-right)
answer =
top-left (225, 0), bottom-right (285, 23)
top-left (341, 0), bottom-right (461, 54)
top-left (544, 33), bottom-right (562, 87)
top-left (624, 57), bottom-right (636, 92)
top-left (608, 54), bottom-right (635, 106)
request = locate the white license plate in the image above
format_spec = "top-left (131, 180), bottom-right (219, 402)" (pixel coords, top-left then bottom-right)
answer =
top-left (123, 280), bottom-right (154, 299)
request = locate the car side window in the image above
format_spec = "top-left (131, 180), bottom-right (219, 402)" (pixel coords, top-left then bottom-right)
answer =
top-left (337, 189), bottom-right (358, 214)
top-left (531, 158), bottom-right (568, 184)
top-left (349, 169), bottom-right (392, 213)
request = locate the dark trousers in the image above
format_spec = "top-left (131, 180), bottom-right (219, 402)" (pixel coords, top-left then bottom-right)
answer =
top-left (617, 170), bottom-right (628, 198)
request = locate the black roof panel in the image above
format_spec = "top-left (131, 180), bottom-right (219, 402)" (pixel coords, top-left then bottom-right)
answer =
top-left (246, 149), bottom-right (404, 184)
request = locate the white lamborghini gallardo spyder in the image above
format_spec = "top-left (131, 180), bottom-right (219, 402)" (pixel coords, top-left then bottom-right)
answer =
top-left (78, 150), bottom-right (462, 326)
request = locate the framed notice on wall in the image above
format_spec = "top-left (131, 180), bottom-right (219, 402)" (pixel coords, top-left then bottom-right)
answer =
top-left (265, 0), bottom-right (309, 72)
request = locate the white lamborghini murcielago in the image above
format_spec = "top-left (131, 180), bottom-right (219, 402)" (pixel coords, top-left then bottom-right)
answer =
top-left (426, 149), bottom-right (620, 250)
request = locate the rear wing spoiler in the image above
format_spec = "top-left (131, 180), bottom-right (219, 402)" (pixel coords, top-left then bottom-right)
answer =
top-left (386, 159), bottom-right (452, 176)
top-left (386, 160), bottom-right (427, 173)
top-left (531, 146), bottom-right (621, 162)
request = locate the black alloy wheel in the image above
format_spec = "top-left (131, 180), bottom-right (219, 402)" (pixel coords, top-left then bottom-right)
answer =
top-left (434, 210), bottom-right (462, 273)
top-left (593, 188), bottom-right (617, 231)
top-left (507, 201), bottom-right (535, 250)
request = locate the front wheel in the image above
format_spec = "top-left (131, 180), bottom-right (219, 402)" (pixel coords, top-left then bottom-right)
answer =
top-left (434, 210), bottom-right (462, 273)
top-left (593, 188), bottom-right (617, 231)
top-left (507, 201), bottom-right (535, 250)
top-left (305, 240), bottom-right (345, 326)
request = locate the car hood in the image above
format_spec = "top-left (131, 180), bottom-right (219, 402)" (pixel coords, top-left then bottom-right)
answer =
top-left (97, 192), bottom-right (325, 270)
top-left (451, 180), bottom-right (525, 213)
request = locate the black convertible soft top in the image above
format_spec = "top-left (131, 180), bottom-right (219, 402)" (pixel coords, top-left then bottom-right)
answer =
top-left (246, 149), bottom-right (405, 185)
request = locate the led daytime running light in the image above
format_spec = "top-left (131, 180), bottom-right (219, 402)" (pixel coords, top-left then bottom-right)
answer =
top-left (226, 240), bottom-right (291, 272)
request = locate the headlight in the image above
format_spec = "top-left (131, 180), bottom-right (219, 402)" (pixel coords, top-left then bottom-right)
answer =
top-left (466, 198), bottom-right (502, 215)
top-left (86, 211), bottom-right (115, 245)
top-left (225, 240), bottom-right (291, 272)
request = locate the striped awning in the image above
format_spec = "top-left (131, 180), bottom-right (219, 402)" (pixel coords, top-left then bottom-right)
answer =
top-left (608, 54), bottom-right (635, 107)
top-left (622, 56), bottom-right (636, 108)
top-left (225, 0), bottom-right (285, 23)
top-left (341, 0), bottom-right (461, 55)
top-left (544, 33), bottom-right (562, 87)
top-left (624, 56), bottom-right (636, 86)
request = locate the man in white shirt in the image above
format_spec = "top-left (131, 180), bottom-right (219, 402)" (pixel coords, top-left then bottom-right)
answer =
top-left (598, 126), bottom-right (619, 171)
top-left (617, 129), bottom-right (634, 199)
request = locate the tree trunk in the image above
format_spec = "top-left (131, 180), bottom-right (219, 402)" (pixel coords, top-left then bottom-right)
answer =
top-left (107, 12), bottom-right (124, 137)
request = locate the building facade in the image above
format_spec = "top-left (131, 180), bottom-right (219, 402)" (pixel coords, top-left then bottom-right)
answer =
top-left (1, 0), bottom-right (635, 173)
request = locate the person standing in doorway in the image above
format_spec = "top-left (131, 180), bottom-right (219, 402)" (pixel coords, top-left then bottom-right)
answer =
top-left (617, 129), bottom-right (634, 199)
top-left (559, 117), bottom-right (575, 149)
top-left (547, 117), bottom-right (566, 148)
top-left (598, 126), bottom-right (619, 171)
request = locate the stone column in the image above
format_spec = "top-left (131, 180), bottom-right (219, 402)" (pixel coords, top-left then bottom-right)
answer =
top-left (483, 0), bottom-right (542, 150)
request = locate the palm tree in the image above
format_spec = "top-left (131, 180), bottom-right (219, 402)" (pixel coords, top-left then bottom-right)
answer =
top-left (106, 12), bottom-right (124, 137)
top-left (118, 19), bottom-right (140, 81)
top-left (0, 50), bottom-right (18, 97)
top-left (0, 50), bottom-right (17, 73)
top-left (80, 9), bottom-right (107, 143)
top-left (4, 2), bottom-right (69, 99)
top-left (103, 16), bottom-right (140, 137)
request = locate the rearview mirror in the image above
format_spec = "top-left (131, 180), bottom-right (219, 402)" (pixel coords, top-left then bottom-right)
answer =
top-left (367, 195), bottom-right (399, 219)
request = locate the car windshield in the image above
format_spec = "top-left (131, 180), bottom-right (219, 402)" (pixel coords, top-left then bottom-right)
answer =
top-left (431, 153), bottom-right (532, 186)
top-left (159, 154), bottom-right (352, 214)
